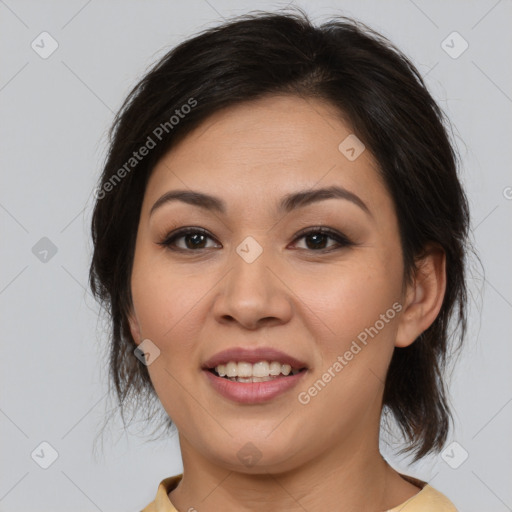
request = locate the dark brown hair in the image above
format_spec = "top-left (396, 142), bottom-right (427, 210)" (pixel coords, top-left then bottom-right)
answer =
top-left (89, 8), bottom-right (471, 461)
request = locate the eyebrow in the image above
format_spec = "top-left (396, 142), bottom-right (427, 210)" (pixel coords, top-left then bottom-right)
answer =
top-left (149, 185), bottom-right (372, 218)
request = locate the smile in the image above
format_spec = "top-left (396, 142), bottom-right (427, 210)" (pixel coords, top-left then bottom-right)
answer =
top-left (211, 360), bottom-right (304, 382)
top-left (202, 347), bottom-right (309, 403)
top-left (204, 365), bottom-right (307, 404)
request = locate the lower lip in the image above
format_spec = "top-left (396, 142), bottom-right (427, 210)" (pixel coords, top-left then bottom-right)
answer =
top-left (204, 369), bottom-right (307, 404)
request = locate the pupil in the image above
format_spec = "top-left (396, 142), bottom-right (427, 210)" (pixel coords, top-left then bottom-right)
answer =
top-left (186, 233), bottom-right (206, 249)
top-left (307, 233), bottom-right (326, 249)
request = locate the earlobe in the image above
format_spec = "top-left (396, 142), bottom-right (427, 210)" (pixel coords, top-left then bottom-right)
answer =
top-left (395, 246), bottom-right (446, 348)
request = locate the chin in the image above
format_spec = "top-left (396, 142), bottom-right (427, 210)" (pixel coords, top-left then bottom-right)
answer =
top-left (207, 437), bottom-right (306, 475)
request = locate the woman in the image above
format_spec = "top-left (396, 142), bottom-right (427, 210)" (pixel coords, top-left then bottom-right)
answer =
top-left (89, 9), bottom-right (470, 511)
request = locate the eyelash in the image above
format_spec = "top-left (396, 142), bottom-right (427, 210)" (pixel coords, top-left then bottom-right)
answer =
top-left (157, 226), bottom-right (354, 253)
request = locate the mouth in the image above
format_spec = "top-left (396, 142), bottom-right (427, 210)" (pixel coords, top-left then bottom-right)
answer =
top-left (206, 361), bottom-right (307, 383)
top-left (202, 347), bottom-right (309, 403)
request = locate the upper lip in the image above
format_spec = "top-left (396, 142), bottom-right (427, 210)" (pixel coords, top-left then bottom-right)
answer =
top-left (202, 347), bottom-right (308, 370)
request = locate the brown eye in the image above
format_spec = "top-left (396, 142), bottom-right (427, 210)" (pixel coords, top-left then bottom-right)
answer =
top-left (293, 227), bottom-right (353, 252)
top-left (158, 228), bottom-right (220, 251)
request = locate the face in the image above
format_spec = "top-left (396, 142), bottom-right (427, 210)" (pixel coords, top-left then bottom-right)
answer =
top-left (128, 95), bottom-right (408, 473)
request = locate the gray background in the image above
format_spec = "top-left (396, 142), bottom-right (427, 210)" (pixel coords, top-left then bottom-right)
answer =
top-left (1, 0), bottom-right (511, 511)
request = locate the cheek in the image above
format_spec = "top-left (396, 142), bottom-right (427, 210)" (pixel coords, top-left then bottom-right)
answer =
top-left (295, 254), bottom-right (403, 388)
top-left (129, 254), bottom-right (208, 425)
top-left (302, 256), bottom-right (401, 332)
top-left (130, 249), bottom-right (206, 347)
top-left (294, 277), bottom-right (401, 426)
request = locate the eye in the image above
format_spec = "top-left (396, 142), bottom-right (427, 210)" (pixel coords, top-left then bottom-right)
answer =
top-left (291, 227), bottom-right (353, 252)
top-left (158, 227), bottom-right (220, 251)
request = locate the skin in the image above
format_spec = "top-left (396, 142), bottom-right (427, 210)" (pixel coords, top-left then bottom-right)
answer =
top-left (128, 95), bottom-right (446, 511)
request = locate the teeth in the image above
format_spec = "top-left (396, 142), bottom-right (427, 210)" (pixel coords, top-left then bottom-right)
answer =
top-left (269, 361), bottom-right (281, 376)
top-left (217, 364), bottom-right (227, 377)
top-left (225, 362), bottom-right (237, 377)
top-left (213, 360), bottom-right (301, 379)
top-left (281, 364), bottom-right (292, 376)
top-left (253, 361), bottom-right (269, 377)
top-left (228, 376), bottom-right (274, 383)
top-left (238, 362), bottom-right (253, 378)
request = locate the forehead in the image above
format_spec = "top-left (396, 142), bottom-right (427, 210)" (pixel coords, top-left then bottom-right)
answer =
top-left (142, 95), bottom-right (390, 217)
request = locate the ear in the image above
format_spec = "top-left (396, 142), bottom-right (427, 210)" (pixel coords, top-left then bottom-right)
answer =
top-left (395, 245), bottom-right (446, 348)
top-left (127, 308), bottom-right (142, 346)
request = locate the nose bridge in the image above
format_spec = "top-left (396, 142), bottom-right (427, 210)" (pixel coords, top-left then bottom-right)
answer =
top-left (229, 234), bottom-right (275, 302)
top-left (234, 234), bottom-right (272, 291)
top-left (213, 234), bottom-right (292, 328)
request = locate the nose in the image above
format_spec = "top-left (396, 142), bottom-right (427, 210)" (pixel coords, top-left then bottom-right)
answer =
top-left (212, 242), bottom-right (293, 330)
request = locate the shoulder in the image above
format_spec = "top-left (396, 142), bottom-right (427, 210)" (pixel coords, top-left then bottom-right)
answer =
top-left (388, 484), bottom-right (458, 511)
